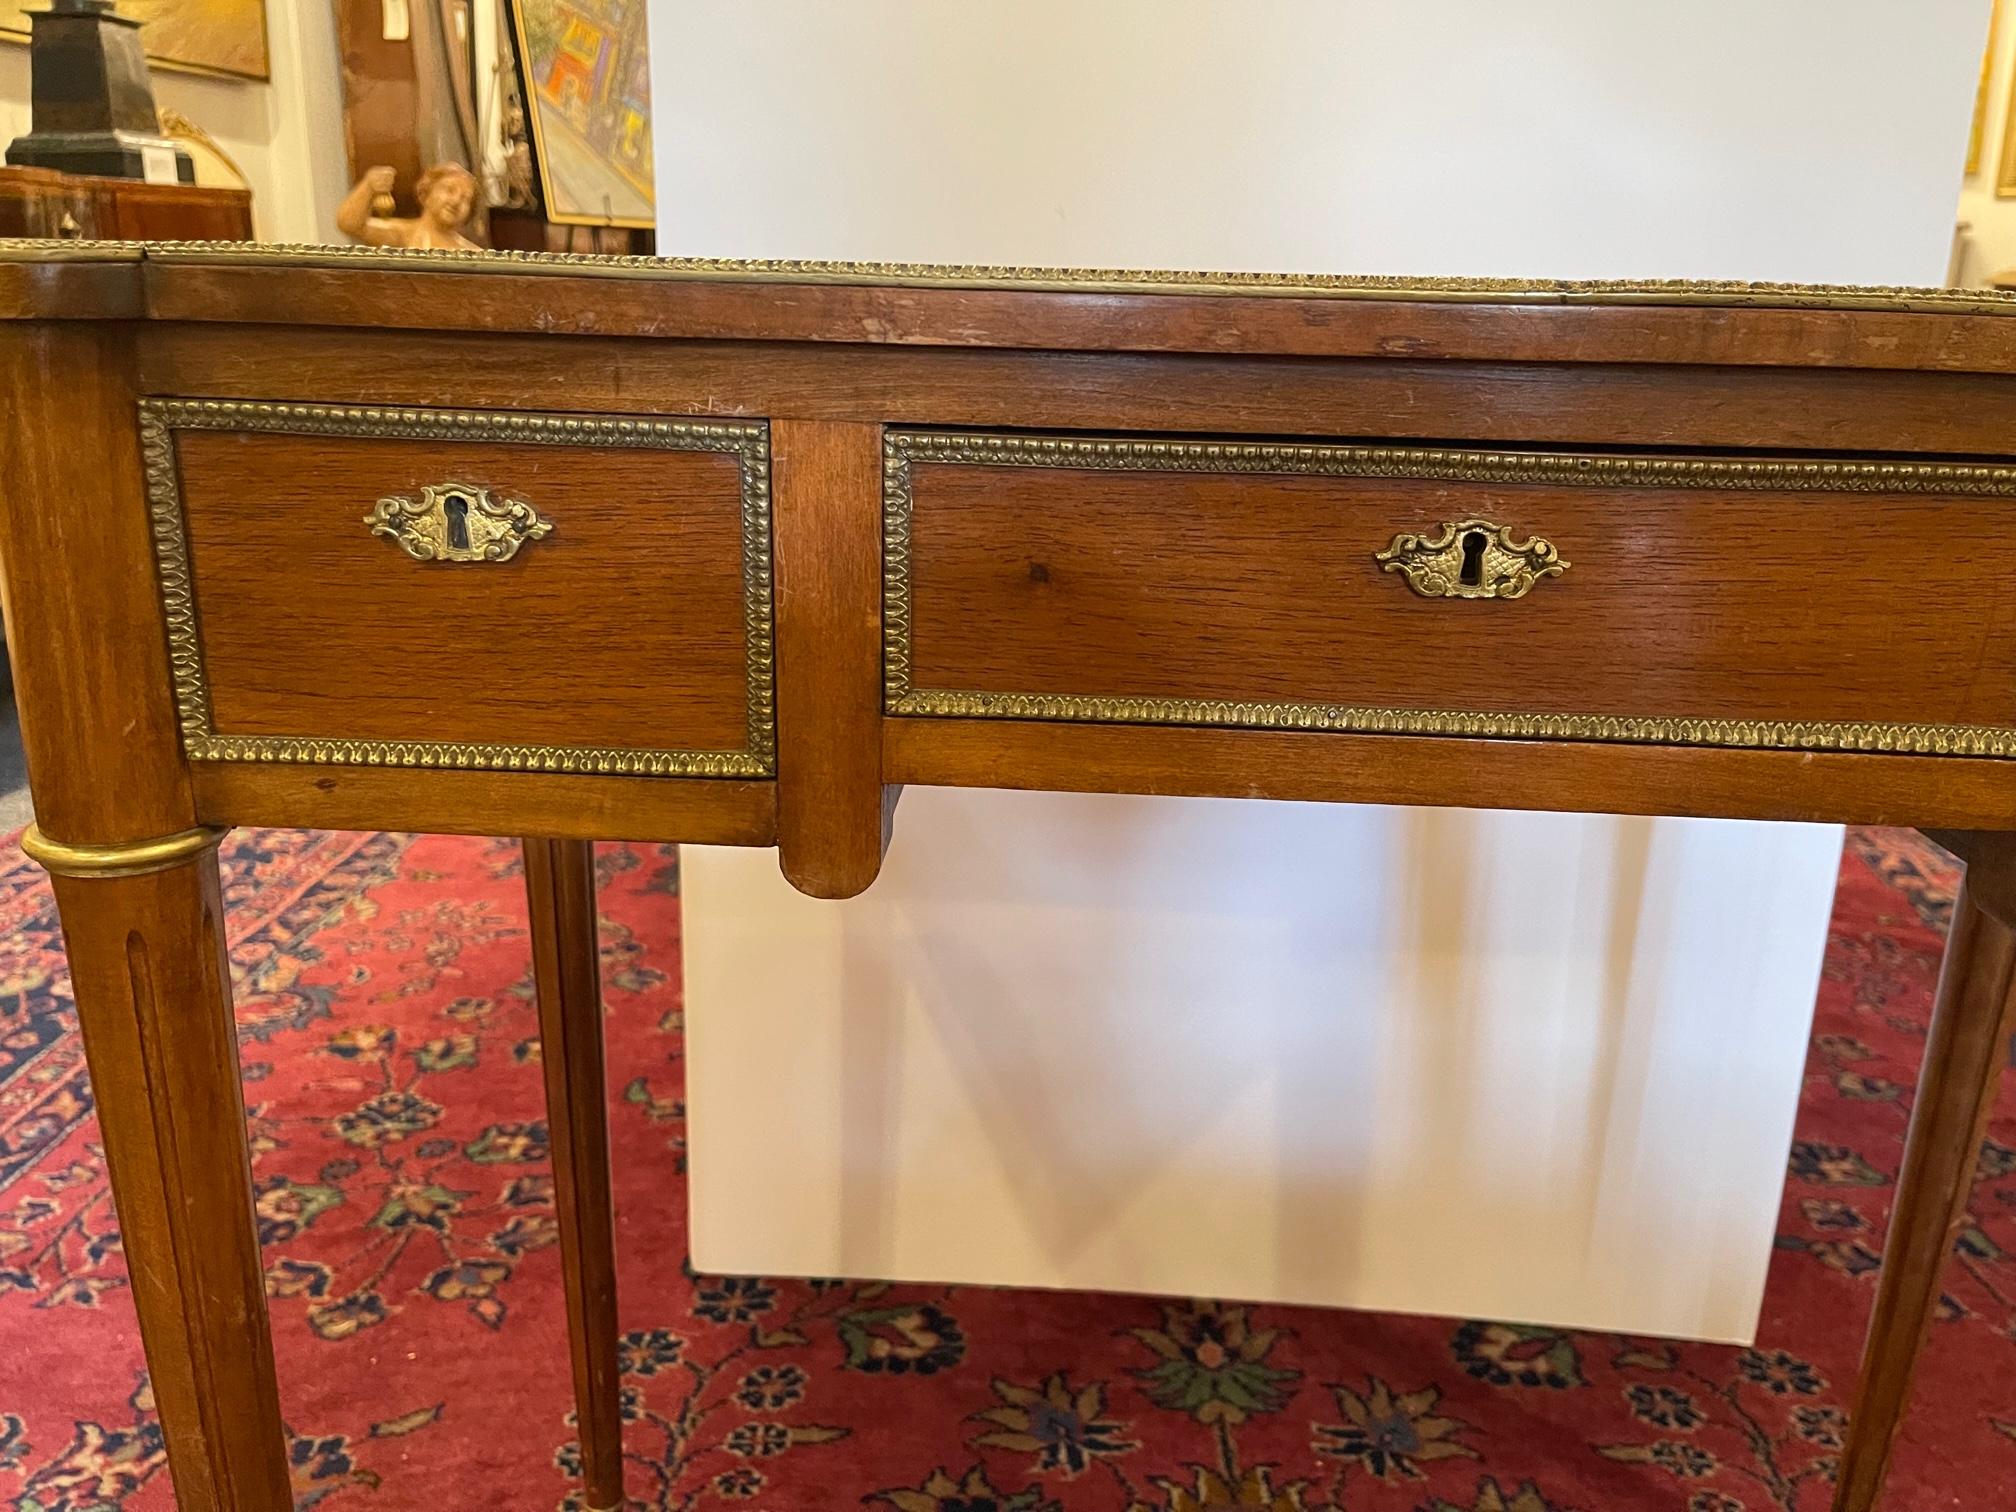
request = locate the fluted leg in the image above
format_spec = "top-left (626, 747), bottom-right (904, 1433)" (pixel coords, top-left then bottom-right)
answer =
top-left (524, 837), bottom-right (624, 1511)
top-left (31, 831), bottom-right (292, 1511)
top-left (1, 323), bottom-right (293, 1511)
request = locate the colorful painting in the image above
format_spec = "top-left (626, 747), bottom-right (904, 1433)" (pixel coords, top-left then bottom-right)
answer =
top-left (510, 0), bottom-right (653, 228)
top-left (2, 0), bottom-right (269, 81)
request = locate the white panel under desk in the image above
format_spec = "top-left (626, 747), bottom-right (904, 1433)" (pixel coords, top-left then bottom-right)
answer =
top-left (684, 794), bottom-right (1842, 1344)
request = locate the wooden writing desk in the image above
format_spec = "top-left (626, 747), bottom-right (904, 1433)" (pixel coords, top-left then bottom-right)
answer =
top-left (2, 240), bottom-right (2014, 1510)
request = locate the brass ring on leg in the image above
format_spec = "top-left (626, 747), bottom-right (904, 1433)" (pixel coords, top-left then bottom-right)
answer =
top-left (21, 823), bottom-right (228, 878)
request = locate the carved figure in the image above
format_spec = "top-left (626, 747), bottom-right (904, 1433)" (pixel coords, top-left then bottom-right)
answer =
top-left (336, 163), bottom-right (481, 251)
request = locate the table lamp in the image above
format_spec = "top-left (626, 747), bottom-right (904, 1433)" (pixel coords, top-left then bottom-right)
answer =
top-left (4, 0), bottom-right (193, 183)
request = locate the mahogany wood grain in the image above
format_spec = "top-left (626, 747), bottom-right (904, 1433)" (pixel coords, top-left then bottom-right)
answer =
top-left (0, 325), bottom-right (288, 1509)
top-left (523, 839), bottom-right (625, 1512)
top-left (882, 718), bottom-right (2016, 832)
top-left (9, 251), bottom-right (2016, 1512)
top-left (85, 179), bottom-right (254, 242)
top-left (904, 459), bottom-right (2016, 733)
top-left (0, 169), bottom-right (248, 247)
top-left (1832, 837), bottom-right (2016, 1512)
top-left (173, 430), bottom-right (752, 754)
top-left (772, 420), bottom-right (890, 897)
top-left (49, 861), bottom-right (293, 1512)
top-left (0, 327), bottom-right (191, 837)
top-left (191, 765), bottom-right (778, 845)
top-left (0, 165), bottom-right (98, 238)
top-left (142, 325), bottom-right (2016, 459)
top-left (127, 262), bottom-right (2016, 375)
top-left (0, 258), bottom-right (143, 319)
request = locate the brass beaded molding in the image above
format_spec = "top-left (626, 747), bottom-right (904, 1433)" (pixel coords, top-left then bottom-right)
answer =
top-left (6, 237), bottom-right (2016, 314)
top-left (882, 429), bottom-right (2016, 760)
top-left (139, 399), bottom-right (775, 779)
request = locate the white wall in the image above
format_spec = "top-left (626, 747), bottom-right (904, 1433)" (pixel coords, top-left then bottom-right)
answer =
top-left (662, 0), bottom-right (1983, 1343)
top-left (0, 0), bottom-right (348, 242)
top-left (1958, 2), bottom-right (2016, 284)
top-left (656, 0), bottom-right (1978, 282)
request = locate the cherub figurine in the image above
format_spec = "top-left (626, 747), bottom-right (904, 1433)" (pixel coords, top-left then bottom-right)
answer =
top-left (336, 163), bottom-right (481, 251)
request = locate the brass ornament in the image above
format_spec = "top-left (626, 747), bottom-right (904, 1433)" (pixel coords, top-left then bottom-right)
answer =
top-left (21, 823), bottom-right (227, 878)
top-left (1374, 519), bottom-right (1568, 600)
top-left (0, 238), bottom-right (141, 261)
top-left (881, 428), bottom-right (2016, 760)
top-left (884, 687), bottom-right (2016, 760)
top-left (9, 239), bottom-right (2016, 317)
top-left (883, 430), bottom-right (2016, 494)
top-left (139, 399), bottom-right (775, 778)
top-left (364, 482), bottom-right (553, 563)
top-left (159, 108), bottom-right (251, 188)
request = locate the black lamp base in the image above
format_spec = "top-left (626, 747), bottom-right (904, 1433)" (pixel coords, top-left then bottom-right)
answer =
top-left (6, 128), bottom-right (194, 184)
top-left (4, 0), bottom-right (193, 185)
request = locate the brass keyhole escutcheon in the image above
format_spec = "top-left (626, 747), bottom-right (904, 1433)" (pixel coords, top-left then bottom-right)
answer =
top-left (364, 481), bottom-right (553, 563)
top-left (1374, 518), bottom-right (1568, 600)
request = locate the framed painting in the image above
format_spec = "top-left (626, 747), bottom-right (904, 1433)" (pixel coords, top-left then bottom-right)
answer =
top-left (2, 0), bottom-right (270, 81)
top-left (1972, 0), bottom-right (2000, 175)
top-left (508, 0), bottom-right (654, 228)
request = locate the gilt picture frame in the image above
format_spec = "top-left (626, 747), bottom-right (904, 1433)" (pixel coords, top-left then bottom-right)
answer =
top-left (2, 0), bottom-right (270, 81)
top-left (507, 0), bottom-right (654, 229)
top-left (1972, 0), bottom-right (2000, 176)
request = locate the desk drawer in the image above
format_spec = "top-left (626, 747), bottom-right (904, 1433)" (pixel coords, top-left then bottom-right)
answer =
top-left (884, 429), bottom-right (2016, 757)
top-left (142, 401), bottom-right (773, 777)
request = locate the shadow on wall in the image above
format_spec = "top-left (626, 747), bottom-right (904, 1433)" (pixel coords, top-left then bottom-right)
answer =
top-left (683, 790), bottom-right (1843, 1345)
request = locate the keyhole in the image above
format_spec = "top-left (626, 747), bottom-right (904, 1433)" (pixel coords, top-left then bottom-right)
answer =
top-left (443, 494), bottom-right (471, 552)
top-left (1458, 529), bottom-right (1488, 587)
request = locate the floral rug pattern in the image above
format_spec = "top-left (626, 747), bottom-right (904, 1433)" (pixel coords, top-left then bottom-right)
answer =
top-left (0, 826), bottom-right (2010, 1509)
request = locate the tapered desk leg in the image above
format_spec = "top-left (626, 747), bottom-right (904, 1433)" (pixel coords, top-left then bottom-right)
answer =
top-left (524, 838), bottom-right (624, 1512)
top-left (0, 327), bottom-right (292, 1510)
top-left (1833, 838), bottom-right (2016, 1512)
top-left (25, 831), bottom-right (293, 1512)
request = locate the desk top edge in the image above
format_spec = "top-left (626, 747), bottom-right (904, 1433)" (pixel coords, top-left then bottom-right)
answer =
top-left (5, 237), bottom-right (2016, 316)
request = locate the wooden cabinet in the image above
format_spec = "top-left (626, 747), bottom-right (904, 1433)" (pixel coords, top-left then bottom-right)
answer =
top-left (0, 165), bottom-right (96, 238)
top-left (0, 165), bottom-right (251, 241)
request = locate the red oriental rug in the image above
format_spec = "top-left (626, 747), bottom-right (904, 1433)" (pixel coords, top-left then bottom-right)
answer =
top-left (0, 826), bottom-right (2010, 1511)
